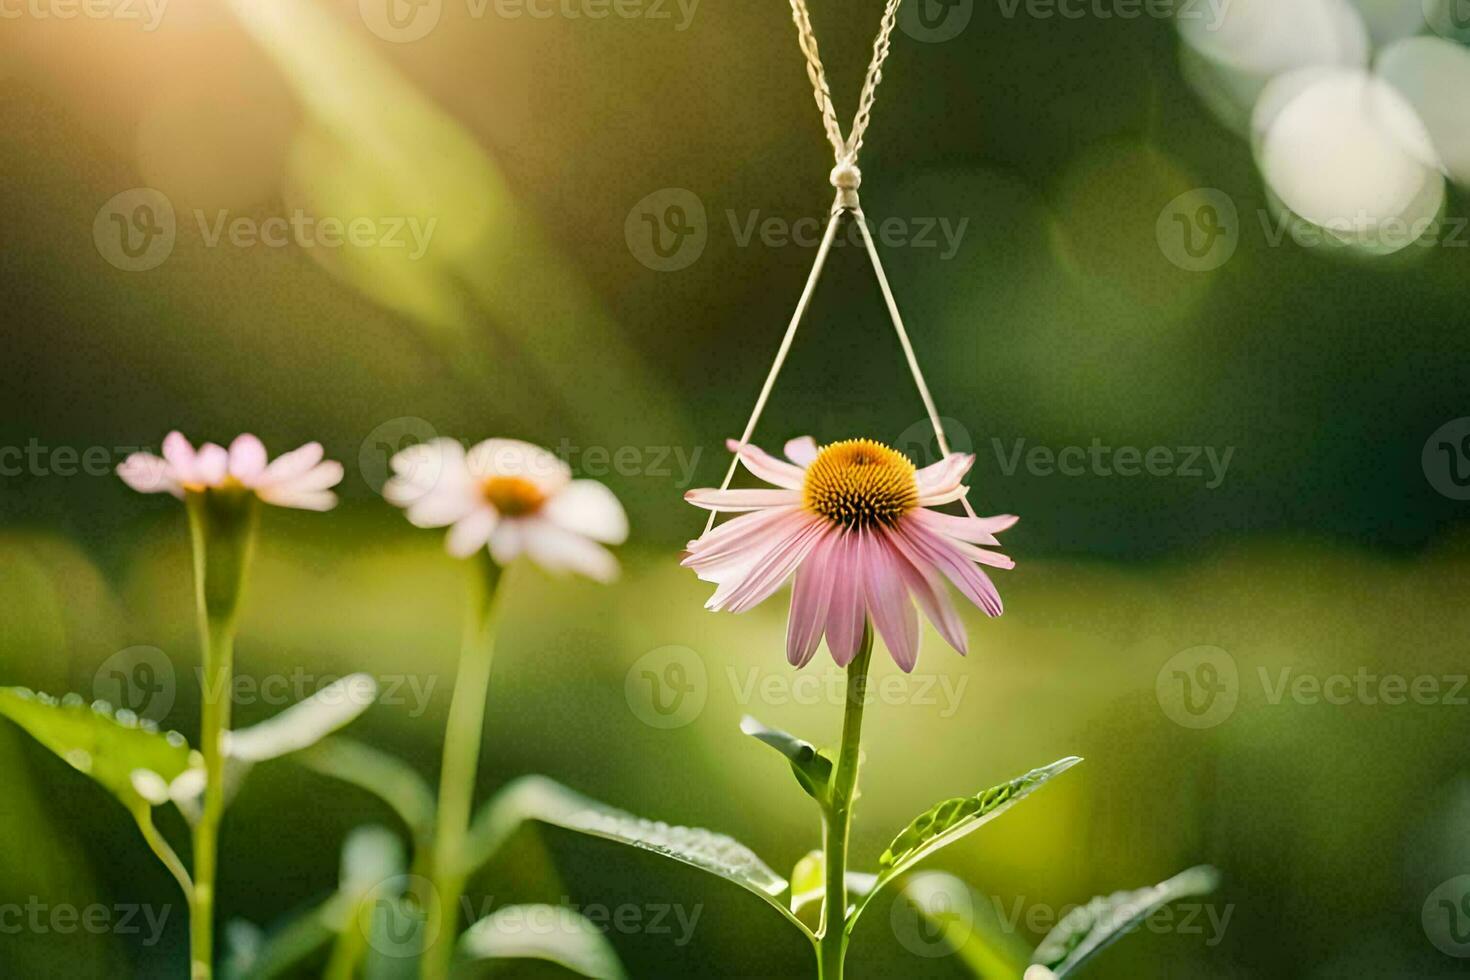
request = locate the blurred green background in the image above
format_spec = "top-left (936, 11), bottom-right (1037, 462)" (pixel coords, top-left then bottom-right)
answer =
top-left (2, 0), bottom-right (1470, 977)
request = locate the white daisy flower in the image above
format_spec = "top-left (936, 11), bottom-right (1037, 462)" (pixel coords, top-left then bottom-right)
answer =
top-left (383, 437), bottom-right (628, 582)
top-left (116, 431), bottom-right (344, 512)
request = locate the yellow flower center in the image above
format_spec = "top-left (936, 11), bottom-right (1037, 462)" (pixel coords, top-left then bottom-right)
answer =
top-left (802, 439), bottom-right (918, 530)
top-left (182, 475), bottom-right (246, 494)
top-left (482, 475), bottom-right (545, 516)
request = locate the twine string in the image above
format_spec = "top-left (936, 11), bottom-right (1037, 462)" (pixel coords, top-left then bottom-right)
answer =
top-left (703, 0), bottom-right (977, 532)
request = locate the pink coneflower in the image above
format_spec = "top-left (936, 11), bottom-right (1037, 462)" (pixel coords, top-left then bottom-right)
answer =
top-left (116, 432), bottom-right (343, 511)
top-left (683, 437), bottom-right (1016, 672)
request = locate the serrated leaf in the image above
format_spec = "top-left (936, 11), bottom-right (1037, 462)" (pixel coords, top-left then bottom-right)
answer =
top-left (0, 687), bottom-right (198, 811)
top-left (740, 716), bottom-right (833, 805)
top-left (294, 737), bottom-right (436, 849)
top-left (1032, 866), bottom-right (1220, 978)
top-left (877, 757), bottom-right (1082, 883)
top-left (458, 905), bottom-right (627, 979)
top-left (227, 674), bottom-right (378, 763)
top-left (464, 775), bottom-right (807, 936)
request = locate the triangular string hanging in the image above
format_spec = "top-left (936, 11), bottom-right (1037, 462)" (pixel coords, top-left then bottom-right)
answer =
top-left (706, 0), bottom-right (977, 534)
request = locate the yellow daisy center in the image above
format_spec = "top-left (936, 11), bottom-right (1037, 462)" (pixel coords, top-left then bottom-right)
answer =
top-left (802, 439), bottom-right (919, 530)
top-left (482, 475), bottom-right (545, 516)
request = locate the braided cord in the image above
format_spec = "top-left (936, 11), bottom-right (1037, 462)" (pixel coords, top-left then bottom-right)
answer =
top-left (788, 0), bottom-right (847, 162)
top-left (846, 0), bottom-right (904, 162)
top-left (788, 0), bottom-right (905, 165)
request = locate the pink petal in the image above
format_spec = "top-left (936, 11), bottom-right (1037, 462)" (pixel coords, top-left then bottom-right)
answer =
top-left (683, 507), bottom-right (807, 575)
top-left (889, 535), bottom-right (968, 655)
top-left (543, 480), bottom-right (628, 544)
top-left (786, 527), bottom-right (838, 668)
top-left (401, 485), bottom-right (478, 529)
top-left (912, 508), bottom-right (1018, 546)
top-left (522, 519), bottom-right (619, 583)
top-left (195, 443), bottom-right (229, 486)
top-left (825, 532), bottom-right (869, 667)
top-left (262, 442), bottom-right (326, 484)
top-left (784, 436), bottom-right (819, 467)
top-left (161, 431), bottom-right (198, 484)
top-left (116, 453), bottom-right (180, 497)
top-left (277, 461), bottom-right (345, 495)
top-left (489, 522), bottom-right (523, 564)
top-left (915, 453), bottom-right (975, 496)
top-left (866, 533), bottom-right (920, 672)
top-left (686, 516), bottom-right (812, 590)
top-left (896, 519), bottom-right (1003, 617)
top-left (918, 483), bottom-right (970, 507)
top-left (948, 538), bottom-right (1015, 570)
top-left (685, 488), bottom-right (802, 512)
top-left (709, 517), bottom-right (826, 613)
top-left (258, 488), bottom-right (338, 512)
top-left (228, 434), bottom-right (268, 483)
top-left (727, 439), bottom-right (806, 490)
top-left (445, 507), bottom-right (498, 558)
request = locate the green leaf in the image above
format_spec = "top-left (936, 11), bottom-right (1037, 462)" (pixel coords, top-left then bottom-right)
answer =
top-left (464, 775), bottom-right (807, 936)
top-left (739, 716), bottom-right (834, 805)
top-left (227, 674), bottom-right (379, 764)
top-left (877, 757), bottom-right (1082, 882)
top-left (222, 905), bottom-right (337, 980)
top-left (294, 737), bottom-right (436, 850)
top-left (458, 905), bottom-right (627, 979)
top-left (1031, 866), bottom-right (1221, 978)
top-left (0, 687), bottom-right (199, 811)
top-left (900, 873), bottom-right (1033, 977)
top-left (223, 826), bottom-right (418, 980)
top-left (329, 825), bottom-right (413, 980)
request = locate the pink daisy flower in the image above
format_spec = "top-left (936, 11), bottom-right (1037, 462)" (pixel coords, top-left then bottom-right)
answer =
top-left (683, 436), bottom-right (1016, 673)
top-left (116, 431), bottom-right (343, 511)
top-left (383, 438), bottom-right (628, 582)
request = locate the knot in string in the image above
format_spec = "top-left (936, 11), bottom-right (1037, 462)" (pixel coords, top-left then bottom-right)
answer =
top-left (789, 0), bottom-right (903, 206)
top-left (830, 160), bottom-right (862, 212)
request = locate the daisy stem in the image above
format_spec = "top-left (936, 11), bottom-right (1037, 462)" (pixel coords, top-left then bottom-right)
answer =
top-left (818, 622), bottom-right (874, 980)
top-left (185, 490), bottom-right (258, 980)
top-left (424, 553), bottom-right (506, 980)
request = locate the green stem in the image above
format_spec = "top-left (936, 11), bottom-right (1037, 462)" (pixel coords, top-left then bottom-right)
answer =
top-left (817, 623), bottom-right (874, 980)
top-left (132, 804), bottom-right (194, 903)
top-left (423, 554), bottom-right (505, 980)
top-left (185, 490), bottom-right (257, 980)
